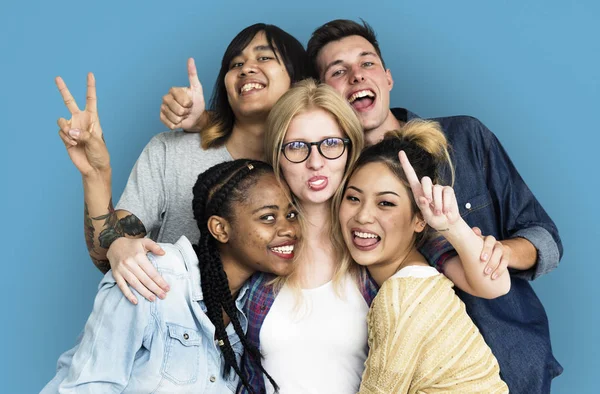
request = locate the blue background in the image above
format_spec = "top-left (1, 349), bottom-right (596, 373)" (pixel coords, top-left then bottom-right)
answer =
top-left (2, 0), bottom-right (598, 392)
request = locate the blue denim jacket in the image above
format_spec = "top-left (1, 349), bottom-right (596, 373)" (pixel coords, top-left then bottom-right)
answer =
top-left (41, 236), bottom-right (248, 393)
top-left (399, 108), bottom-right (564, 393)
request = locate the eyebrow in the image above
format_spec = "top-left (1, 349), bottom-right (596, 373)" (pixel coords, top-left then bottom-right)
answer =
top-left (252, 205), bottom-right (279, 214)
top-left (231, 45), bottom-right (276, 60)
top-left (253, 45), bottom-right (275, 53)
top-left (347, 185), bottom-right (400, 197)
top-left (322, 51), bottom-right (379, 75)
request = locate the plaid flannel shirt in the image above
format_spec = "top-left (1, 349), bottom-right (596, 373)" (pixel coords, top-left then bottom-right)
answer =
top-left (237, 271), bottom-right (379, 393)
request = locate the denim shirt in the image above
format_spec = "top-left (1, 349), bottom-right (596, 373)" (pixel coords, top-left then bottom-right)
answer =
top-left (406, 108), bottom-right (563, 280)
top-left (397, 108), bottom-right (564, 393)
top-left (41, 236), bottom-right (248, 394)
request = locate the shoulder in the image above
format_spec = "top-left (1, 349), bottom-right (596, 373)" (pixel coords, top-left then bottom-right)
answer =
top-left (428, 114), bottom-right (498, 147)
top-left (376, 274), bottom-right (452, 309)
top-left (145, 130), bottom-right (200, 150)
top-left (148, 236), bottom-right (199, 277)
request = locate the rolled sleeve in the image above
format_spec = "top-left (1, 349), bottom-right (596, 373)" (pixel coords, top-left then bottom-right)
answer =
top-left (511, 226), bottom-right (561, 280)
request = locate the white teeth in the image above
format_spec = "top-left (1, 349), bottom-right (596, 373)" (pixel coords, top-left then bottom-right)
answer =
top-left (240, 83), bottom-right (265, 93)
top-left (353, 231), bottom-right (379, 239)
top-left (310, 179), bottom-right (325, 186)
top-left (270, 245), bottom-right (294, 254)
top-left (348, 90), bottom-right (375, 103)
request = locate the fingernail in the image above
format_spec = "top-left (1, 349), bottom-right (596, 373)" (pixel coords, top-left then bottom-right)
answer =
top-left (149, 295), bottom-right (156, 302)
top-left (482, 253), bottom-right (489, 261)
top-left (165, 285), bottom-right (170, 292)
top-left (69, 129), bottom-right (81, 138)
top-left (492, 273), bottom-right (498, 280)
top-left (485, 267), bottom-right (492, 275)
top-left (159, 293), bottom-right (166, 299)
top-left (131, 298), bottom-right (138, 305)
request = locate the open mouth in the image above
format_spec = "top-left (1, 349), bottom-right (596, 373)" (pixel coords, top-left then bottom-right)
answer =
top-left (269, 243), bottom-right (295, 259)
top-left (347, 89), bottom-right (376, 111)
top-left (239, 82), bottom-right (265, 94)
top-left (352, 230), bottom-right (381, 250)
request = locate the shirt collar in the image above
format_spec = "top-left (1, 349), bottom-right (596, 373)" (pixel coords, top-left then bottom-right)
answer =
top-left (391, 107), bottom-right (421, 122)
top-left (174, 235), bottom-right (251, 305)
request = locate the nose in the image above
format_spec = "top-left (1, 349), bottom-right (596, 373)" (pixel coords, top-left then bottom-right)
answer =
top-left (240, 59), bottom-right (258, 76)
top-left (349, 65), bottom-right (365, 84)
top-left (355, 201), bottom-right (375, 224)
top-left (278, 219), bottom-right (298, 239)
top-left (306, 145), bottom-right (324, 170)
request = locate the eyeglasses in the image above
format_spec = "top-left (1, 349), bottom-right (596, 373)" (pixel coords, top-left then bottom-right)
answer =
top-left (281, 137), bottom-right (351, 163)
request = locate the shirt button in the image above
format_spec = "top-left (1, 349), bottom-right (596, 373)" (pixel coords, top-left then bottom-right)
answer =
top-left (209, 376), bottom-right (216, 383)
top-left (183, 333), bottom-right (189, 340)
top-left (465, 202), bottom-right (472, 209)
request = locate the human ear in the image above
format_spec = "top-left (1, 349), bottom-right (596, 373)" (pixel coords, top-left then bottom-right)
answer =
top-left (413, 213), bottom-right (426, 234)
top-left (207, 215), bottom-right (230, 243)
top-left (386, 69), bottom-right (394, 91)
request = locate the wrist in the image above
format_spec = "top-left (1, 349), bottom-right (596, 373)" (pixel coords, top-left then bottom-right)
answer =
top-left (439, 219), bottom-right (473, 244)
top-left (82, 166), bottom-right (112, 182)
top-left (189, 111), bottom-right (209, 132)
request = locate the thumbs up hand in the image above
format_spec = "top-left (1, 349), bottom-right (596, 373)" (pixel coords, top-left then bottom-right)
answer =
top-left (160, 58), bottom-right (207, 131)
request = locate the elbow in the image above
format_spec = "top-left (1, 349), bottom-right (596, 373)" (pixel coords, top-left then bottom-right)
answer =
top-left (479, 278), bottom-right (511, 300)
top-left (465, 275), bottom-right (511, 300)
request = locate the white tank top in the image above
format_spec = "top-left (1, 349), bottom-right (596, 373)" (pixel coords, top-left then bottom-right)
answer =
top-left (260, 276), bottom-right (370, 393)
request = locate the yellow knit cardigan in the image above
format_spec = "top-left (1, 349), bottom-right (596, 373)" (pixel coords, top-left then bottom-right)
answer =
top-left (359, 273), bottom-right (509, 393)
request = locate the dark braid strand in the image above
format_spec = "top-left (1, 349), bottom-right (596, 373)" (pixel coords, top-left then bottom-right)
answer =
top-left (191, 159), bottom-right (281, 393)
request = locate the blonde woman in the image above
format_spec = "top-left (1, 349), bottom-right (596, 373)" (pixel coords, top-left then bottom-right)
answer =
top-left (239, 79), bottom-right (370, 393)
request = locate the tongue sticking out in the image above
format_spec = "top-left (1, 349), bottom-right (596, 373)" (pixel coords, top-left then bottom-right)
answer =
top-left (354, 236), bottom-right (379, 247)
top-left (351, 97), bottom-right (374, 111)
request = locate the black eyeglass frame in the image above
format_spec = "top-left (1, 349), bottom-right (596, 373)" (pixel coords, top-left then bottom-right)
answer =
top-left (281, 137), bottom-right (351, 163)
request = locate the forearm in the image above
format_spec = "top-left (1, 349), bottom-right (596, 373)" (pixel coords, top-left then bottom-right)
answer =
top-left (510, 226), bottom-right (560, 280)
top-left (501, 237), bottom-right (537, 270)
top-left (82, 169), bottom-right (146, 273)
top-left (443, 220), bottom-right (511, 298)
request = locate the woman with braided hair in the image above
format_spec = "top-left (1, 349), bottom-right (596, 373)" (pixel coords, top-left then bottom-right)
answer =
top-left (41, 159), bottom-right (299, 393)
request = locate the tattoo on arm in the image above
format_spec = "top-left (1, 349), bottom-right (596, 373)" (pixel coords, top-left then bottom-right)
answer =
top-left (92, 257), bottom-right (111, 274)
top-left (84, 199), bottom-right (146, 253)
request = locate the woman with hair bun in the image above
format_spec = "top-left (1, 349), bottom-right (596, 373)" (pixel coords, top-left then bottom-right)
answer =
top-left (337, 120), bottom-right (510, 393)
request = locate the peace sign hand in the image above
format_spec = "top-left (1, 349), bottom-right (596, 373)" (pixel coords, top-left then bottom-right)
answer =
top-left (55, 72), bottom-right (110, 177)
top-left (399, 150), bottom-right (460, 231)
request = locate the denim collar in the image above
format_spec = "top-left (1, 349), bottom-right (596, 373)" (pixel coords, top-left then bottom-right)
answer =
top-left (173, 235), bottom-right (250, 305)
top-left (391, 107), bottom-right (421, 122)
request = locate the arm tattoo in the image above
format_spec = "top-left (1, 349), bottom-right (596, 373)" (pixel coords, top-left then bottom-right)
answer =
top-left (84, 198), bottom-right (146, 252)
top-left (92, 257), bottom-right (111, 274)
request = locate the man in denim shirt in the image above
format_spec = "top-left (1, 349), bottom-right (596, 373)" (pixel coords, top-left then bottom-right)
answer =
top-left (41, 236), bottom-right (246, 393)
top-left (307, 19), bottom-right (562, 393)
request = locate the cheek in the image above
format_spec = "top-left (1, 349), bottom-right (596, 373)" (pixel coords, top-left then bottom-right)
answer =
top-left (325, 78), bottom-right (344, 93)
top-left (270, 66), bottom-right (291, 88)
top-left (280, 162), bottom-right (302, 190)
top-left (331, 154), bottom-right (349, 178)
top-left (224, 73), bottom-right (236, 95)
top-left (338, 205), bottom-right (351, 227)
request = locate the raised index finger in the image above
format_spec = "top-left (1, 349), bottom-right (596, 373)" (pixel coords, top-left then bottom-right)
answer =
top-left (55, 76), bottom-right (80, 114)
top-left (399, 150), bottom-right (423, 198)
top-left (86, 72), bottom-right (97, 114)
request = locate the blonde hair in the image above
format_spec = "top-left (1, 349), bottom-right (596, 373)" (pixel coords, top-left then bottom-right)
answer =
top-left (333, 119), bottom-right (454, 277)
top-left (264, 78), bottom-right (365, 296)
